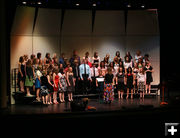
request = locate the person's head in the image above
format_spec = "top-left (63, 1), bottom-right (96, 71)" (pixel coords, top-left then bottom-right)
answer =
top-left (134, 62), bottom-right (138, 68)
top-left (146, 61), bottom-right (151, 66)
top-left (53, 68), bottom-right (59, 75)
top-left (94, 52), bottom-right (98, 58)
top-left (68, 67), bottom-right (73, 72)
top-left (99, 70), bottom-right (102, 76)
top-left (59, 68), bottom-right (64, 74)
top-left (119, 67), bottom-right (123, 73)
top-left (30, 54), bottom-right (35, 60)
top-left (19, 56), bottom-right (24, 63)
top-left (109, 62), bottom-right (114, 68)
top-left (59, 63), bottom-right (63, 69)
top-left (42, 70), bottom-right (47, 76)
top-left (26, 59), bottom-right (32, 67)
top-left (139, 67), bottom-right (144, 74)
top-left (47, 69), bottom-right (52, 76)
top-left (127, 67), bottom-right (132, 74)
top-left (66, 62), bottom-right (70, 67)
top-left (61, 53), bottom-right (65, 58)
top-left (73, 50), bottom-right (78, 56)
top-left (85, 52), bottom-right (89, 57)
top-left (33, 58), bottom-right (38, 65)
top-left (125, 56), bottom-right (130, 62)
top-left (106, 54), bottom-right (110, 59)
top-left (119, 61), bottom-right (123, 66)
top-left (45, 53), bottom-right (50, 59)
top-left (136, 50), bottom-right (141, 56)
top-left (116, 51), bottom-right (120, 57)
top-left (53, 53), bottom-right (57, 59)
top-left (100, 61), bottom-right (105, 68)
top-left (74, 59), bottom-right (79, 66)
top-left (126, 51), bottom-right (131, 56)
top-left (138, 58), bottom-right (143, 64)
top-left (37, 52), bottom-right (41, 59)
top-left (81, 59), bottom-right (85, 64)
top-left (107, 67), bottom-right (112, 75)
top-left (23, 54), bottom-right (28, 61)
top-left (114, 56), bottom-right (118, 63)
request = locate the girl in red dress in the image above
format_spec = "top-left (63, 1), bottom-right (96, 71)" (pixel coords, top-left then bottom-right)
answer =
top-left (53, 68), bottom-right (60, 104)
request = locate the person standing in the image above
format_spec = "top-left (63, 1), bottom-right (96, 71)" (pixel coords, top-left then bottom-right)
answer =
top-left (90, 63), bottom-right (99, 93)
top-left (116, 67), bottom-right (125, 99)
top-left (144, 61), bottom-right (154, 94)
top-left (58, 68), bottom-right (67, 102)
top-left (67, 67), bottom-right (75, 102)
top-left (72, 59), bottom-right (80, 94)
top-left (18, 56), bottom-right (26, 92)
top-left (79, 59), bottom-right (91, 95)
top-left (104, 67), bottom-right (114, 104)
top-left (137, 68), bottom-right (146, 99)
top-left (53, 68), bottom-right (60, 104)
top-left (126, 67), bottom-right (134, 99)
top-left (25, 59), bottom-right (34, 97)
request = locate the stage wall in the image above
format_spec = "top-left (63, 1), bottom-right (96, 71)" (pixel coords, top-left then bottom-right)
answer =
top-left (10, 6), bottom-right (160, 103)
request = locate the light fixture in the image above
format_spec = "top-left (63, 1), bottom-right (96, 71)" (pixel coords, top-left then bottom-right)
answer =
top-left (92, 3), bottom-right (96, 7)
top-left (37, 2), bottom-right (42, 5)
top-left (127, 4), bottom-right (131, 8)
top-left (22, 1), bottom-right (27, 4)
top-left (141, 5), bottom-right (145, 8)
top-left (76, 3), bottom-right (80, 6)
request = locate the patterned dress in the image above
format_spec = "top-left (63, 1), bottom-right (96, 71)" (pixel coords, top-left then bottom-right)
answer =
top-left (104, 74), bottom-right (114, 102)
top-left (58, 73), bottom-right (67, 93)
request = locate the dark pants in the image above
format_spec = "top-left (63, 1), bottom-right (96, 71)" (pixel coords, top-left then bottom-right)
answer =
top-left (82, 74), bottom-right (90, 95)
top-left (91, 77), bottom-right (97, 93)
top-left (75, 77), bottom-right (81, 94)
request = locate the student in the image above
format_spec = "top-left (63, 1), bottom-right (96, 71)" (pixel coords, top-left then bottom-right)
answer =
top-left (52, 53), bottom-right (59, 67)
top-left (96, 70), bottom-right (104, 99)
top-left (67, 67), bottom-right (75, 102)
top-left (44, 53), bottom-right (52, 68)
top-left (25, 59), bottom-right (34, 97)
top-left (137, 58), bottom-right (144, 69)
top-left (126, 67), bottom-right (134, 99)
top-left (37, 52), bottom-right (43, 65)
top-left (104, 67), bottom-right (114, 104)
top-left (91, 63), bottom-right (99, 93)
top-left (72, 59), bottom-right (80, 94)
top-left (69, 50), bottom-right (80, 66)
top-left (133, 63), bottom-right (139, 94)
top-left (116, 67), bottom-right (125, 99)
top-left (47, 70), bottom-right (54, 104)
top-left (113, 56), bottom-right (119, 76)
top-left (59, 53), bottom-right (66, 68)
top-left (79, 59), bottom-right (91, 95)
top-left (40, 71), bottom-right (49, 104)
top-left (124, 56), bottom-right (133, 72)
top-left (83, 52), bottom-right (91, 63)
top-left (115, 51), bottom-right (122, 62)
top-left (92, 52), bottom-right (100, 68)
top-left (137, 68), bottom-right (146, 99)
top-left (53, 68), bottom-right (60, 104)
top-left (35, 66), bottom-right (42, 101)
top-left (98, 61), bottom-right (106, 77)
top-left (18, 56), bottom-right (26, 92)
top-left (135, 50), bottom-right (142, 63)
top-left (144, 61), bottom-right (154, 94)
top-left (124, 52), bottom-right (133, 62)
top-left (58, 68), bottom-right (67, 102)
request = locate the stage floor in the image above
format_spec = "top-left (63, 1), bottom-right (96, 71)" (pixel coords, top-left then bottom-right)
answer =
top-left (3, 96), bottom-right (161, 116)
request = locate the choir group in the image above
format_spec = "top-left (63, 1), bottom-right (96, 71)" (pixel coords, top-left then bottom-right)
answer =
top-left (17, 50), bottom-right (153, 104)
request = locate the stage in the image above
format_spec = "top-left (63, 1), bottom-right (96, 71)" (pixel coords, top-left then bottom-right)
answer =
top-left (2, 96), bottom-right (161, 116)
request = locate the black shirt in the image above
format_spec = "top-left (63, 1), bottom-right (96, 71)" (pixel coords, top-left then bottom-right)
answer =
top-left (105, 74), bottom-right (114, 84)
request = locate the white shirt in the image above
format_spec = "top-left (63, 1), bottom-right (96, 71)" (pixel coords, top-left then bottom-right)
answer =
top-left (90, 67), bottom-right (99, 77)
top-left (135, 55), bottom-right (142, 63)
top-left (137, 72), bottom-right (146, 82)
top-left (124, 61), bottom-right (132, 69)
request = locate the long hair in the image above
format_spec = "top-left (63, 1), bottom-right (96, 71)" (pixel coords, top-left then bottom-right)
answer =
top-left (107, 67), bottom-right (112, 75)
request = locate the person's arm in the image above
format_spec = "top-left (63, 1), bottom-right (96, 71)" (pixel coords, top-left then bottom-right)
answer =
top-left (88, 65), bottom-right (91, 79)
top-left (18, 63), bottom-right (23, 77)
top-left (73, 74), bottom-right (75, 86)
top-left (66, 72), bottom-right (70, 86)
top-left (47, 75), bottom-right (53, 86)
top-left (79, 65), bottom-right (83, 80)
top-left (96, 78), bottom-right (98, 87)
top-left (116, 76), bottom-right (118, 85)
top-left (53, 73), bottom-right (56, 88)
top-left (112, 75), bottom-right (115, 86)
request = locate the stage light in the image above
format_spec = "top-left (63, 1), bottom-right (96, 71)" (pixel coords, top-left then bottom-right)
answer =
top-left (92, 3), bottom-right (96, 7)
top-left (76, 3), bottom-right (80, 6)
top-left (141, 5), bottom-right (145, 8)
top-left (37, 2), bottom-right (42, 5)
top-left (127, 4), bottom-right (131, 8)
top-left (22, 1), bottom-right (27, 5)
